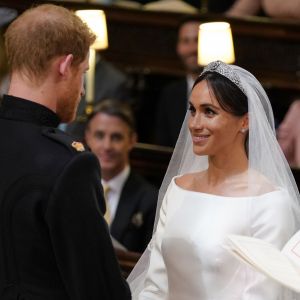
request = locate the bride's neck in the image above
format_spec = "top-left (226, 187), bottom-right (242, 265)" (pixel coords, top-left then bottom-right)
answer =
top-left (206, 149), bottom-right (248, 185)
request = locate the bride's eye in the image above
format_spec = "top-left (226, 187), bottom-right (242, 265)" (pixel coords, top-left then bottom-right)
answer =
top-left (204, 107), bottom-right (216, 116)
top-left (188, 104), bottom-right (196, 115)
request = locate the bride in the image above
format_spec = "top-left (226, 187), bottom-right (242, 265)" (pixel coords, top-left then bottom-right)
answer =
top-left (128, 61), bottom-right (300, 299)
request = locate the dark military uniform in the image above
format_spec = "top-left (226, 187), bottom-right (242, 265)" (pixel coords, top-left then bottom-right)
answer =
top-left (0, 95), bottom-right (131, 300)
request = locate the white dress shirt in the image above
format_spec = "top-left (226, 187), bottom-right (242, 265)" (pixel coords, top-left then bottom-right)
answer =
top-left (102, 165), bottom-right (130, 225)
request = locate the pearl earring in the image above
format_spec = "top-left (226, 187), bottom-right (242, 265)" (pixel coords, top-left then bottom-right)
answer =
top-left (240, 128), bottom-right (246, 133)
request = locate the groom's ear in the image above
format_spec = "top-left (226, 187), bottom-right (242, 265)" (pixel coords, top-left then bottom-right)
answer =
top-left (58, 54), bottom-right (74, 77)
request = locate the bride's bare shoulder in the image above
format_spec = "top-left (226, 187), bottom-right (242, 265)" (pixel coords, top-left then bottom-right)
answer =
top-left (175, 172), bottom-right (205, 189)
top-left (248, 169), bottom-right (278, 194)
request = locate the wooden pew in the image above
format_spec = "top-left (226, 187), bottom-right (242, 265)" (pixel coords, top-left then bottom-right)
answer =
top-left (130, 142), bottom-right (173, 188)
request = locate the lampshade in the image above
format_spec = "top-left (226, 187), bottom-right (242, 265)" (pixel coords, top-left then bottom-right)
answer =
top-left (198, 22), bottom-right (235, 66)
top-left (75, 10), bottom-right (108, 50)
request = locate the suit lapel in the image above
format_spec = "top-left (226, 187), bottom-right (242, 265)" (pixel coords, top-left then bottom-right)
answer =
top-left (110, 171), bottom-right (140, 240)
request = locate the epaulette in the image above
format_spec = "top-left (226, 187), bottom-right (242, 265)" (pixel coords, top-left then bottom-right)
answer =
top-left (42, 127), bottom-right (86, 154)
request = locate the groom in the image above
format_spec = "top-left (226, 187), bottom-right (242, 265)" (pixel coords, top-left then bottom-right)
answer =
top-left (0, 4), bottom-right (131, 300)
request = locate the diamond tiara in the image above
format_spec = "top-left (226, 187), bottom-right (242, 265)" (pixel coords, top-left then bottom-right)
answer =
top-left (200, 60), bottom-right (246, 95)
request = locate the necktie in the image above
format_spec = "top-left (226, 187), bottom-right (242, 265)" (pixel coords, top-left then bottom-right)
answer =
top-left (103, 183), bottom-right (111, 224)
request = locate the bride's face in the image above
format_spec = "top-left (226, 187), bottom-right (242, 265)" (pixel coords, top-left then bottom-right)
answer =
top-left (188, 79), bottom-right (247, 157)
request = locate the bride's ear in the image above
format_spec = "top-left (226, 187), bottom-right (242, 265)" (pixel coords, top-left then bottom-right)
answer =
top-left (240, 113), bottom-right (249, 132)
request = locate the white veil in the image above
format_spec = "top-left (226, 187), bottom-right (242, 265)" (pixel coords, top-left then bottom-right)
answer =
top-left (128, 61), bottom-right (300, 298)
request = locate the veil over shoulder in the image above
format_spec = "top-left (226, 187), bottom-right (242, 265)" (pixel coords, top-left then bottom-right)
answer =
top-left (128, 61), bottom-right (300, 299)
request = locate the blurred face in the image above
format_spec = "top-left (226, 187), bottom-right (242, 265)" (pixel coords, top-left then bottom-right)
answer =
top-left (188, 80), bottom-right (246, 157)
top-left (177, 21), bottom-right (201, 76)
top-left (85, 113), bottom-right (136, 180)
top-left (57, 53), bottom-right (89, 123)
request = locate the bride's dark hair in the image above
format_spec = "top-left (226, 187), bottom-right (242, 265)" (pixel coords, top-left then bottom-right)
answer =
top-left (193, 71), bottom-right (248, 117)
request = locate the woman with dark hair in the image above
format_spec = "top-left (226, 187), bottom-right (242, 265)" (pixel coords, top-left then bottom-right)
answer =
top-left (128, 61), bottom-right (300, 299)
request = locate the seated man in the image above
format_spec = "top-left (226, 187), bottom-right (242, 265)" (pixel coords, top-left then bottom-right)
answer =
top-left (155, 17), bottom-right (201, 147)
top-left (85, 99), bottom-right (158, 253)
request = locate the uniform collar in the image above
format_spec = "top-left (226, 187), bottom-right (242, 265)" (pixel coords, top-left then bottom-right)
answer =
top-left (0, 95), bottom-right (60, 127)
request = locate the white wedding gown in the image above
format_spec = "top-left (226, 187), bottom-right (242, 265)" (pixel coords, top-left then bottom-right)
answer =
top-left (138, 177), bottom-right (296, 300)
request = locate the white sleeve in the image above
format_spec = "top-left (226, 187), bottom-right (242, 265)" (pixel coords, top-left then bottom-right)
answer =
top-left (138, 186), bottom-right (171, 300)
top-left (243, 191), bottom-right (296, 300)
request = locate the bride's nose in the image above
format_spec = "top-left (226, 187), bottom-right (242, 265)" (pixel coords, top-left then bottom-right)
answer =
top-left (189, 113), bottom-right (204, 130)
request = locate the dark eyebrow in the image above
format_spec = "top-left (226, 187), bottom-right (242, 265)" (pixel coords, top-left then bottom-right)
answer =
top-left (188, 101), bottom-right (220, 111)
top-left (201, 103), bottom-right (220, 110)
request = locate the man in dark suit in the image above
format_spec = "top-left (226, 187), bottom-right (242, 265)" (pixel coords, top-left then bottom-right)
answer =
top-left (0, 4), bottom-right (130, 300)
top-left (85, 99), bottom-right (158, 253)
top-left (155, 17), bottom-right (202, 147)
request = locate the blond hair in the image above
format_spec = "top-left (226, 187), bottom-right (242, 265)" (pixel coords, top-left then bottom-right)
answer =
top-left (5, 4), bottom-right (95, 80)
